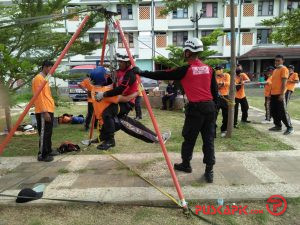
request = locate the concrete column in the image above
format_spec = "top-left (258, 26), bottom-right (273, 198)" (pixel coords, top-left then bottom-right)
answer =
top-left (250, 60), bottom-right (255, 74)
top-left (256, 59), bottom-right (261, 80)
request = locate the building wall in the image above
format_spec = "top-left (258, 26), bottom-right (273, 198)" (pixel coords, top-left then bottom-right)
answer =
top-left (64, 0), bottom-right (294, 65)
top-left (2, 0), bottom-right (299, 85)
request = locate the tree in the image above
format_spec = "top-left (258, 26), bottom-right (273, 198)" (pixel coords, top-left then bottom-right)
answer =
top-left (0, 0), bottom-right (104, 131)
top-left (154, 30), bottom-right (226, 102)
top-left (154, 29), bottom-right (226, 68)
top-left (262, 9), bottom-right (300, 46)
top-left (226, 0), bottom-right (237, 138)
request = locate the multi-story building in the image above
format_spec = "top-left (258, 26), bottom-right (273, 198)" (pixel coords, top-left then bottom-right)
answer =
top-left (1, 0), bottom-right (300, 83)
top-left (64, 0), bottom-right (300, 79)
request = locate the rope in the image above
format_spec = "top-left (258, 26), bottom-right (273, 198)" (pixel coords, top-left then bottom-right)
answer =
top-left (0, 193), bottom-right (181, 209)
top-left (107, 153), bottom-right (181, 207)
top-left (0, 9), bottom-right (92, 29)
top-left (0, 6), bottom-right (116, 29)
top-left (125, 32), bottom-right (181, 68)
top-left (106, 153), bottom-right (221, 224)
top-left (220, 95), bottom-right (235, 107)
top-left (0, 151), bottom-right (218, 224)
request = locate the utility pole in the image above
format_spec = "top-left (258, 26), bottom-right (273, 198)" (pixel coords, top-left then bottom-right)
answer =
top-left (190, 10), bottom-right (204, 38)
top-left (237, 0), bottom-right (242, 58)
top-left (226, 0), bottom-right (237, 138)
top-left (151, 0), bottom-right (155, 71)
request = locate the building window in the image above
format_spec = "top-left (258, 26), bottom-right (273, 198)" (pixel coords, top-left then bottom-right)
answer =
top-left (202, 2), bottom-right (218, 18)
top-left (287, 0), bottom-right (300, 11)
top-left (257, 29), bottom-right (271, 44)
top-left (67, 7), bottom-right (79, 21)
top-left (173, 31), bottom-right (188, 46)
top-left (258, 0), bottom-right (274, 16)
top-left (118, 33), bottom-right (134, 48)
top-left (201, 30), bottom-right (217, 45)
top-left (117, 5), bottom-right (133, 20)
top-left (173, 8), bottom-right (188, 18)
top-left (201, 30), bottom-right (213, 37)
top-left (89, 33), bottom-right (104, 44)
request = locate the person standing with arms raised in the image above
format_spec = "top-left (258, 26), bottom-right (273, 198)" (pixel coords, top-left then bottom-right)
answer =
top-left (133, 38), bottom-right (218, 183)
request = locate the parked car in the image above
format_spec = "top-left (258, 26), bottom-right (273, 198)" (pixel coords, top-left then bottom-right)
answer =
top-left (68, 65), bottom-right (96, 101)
top-left (141, 77), bottom-right (159, 93)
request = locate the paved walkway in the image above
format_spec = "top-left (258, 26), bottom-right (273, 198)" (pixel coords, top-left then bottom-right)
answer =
top-left (248, 106), bottom-right (300, 149)
top-left (0, 106), bottom-right (299, 206)
top-left (0, 150), bottom-right (299, 205)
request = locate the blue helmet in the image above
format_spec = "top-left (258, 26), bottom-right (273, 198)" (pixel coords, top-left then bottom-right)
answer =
top-left (90, 66), bottom-right (107, 85)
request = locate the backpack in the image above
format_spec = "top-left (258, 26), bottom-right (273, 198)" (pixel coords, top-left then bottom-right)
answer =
top-left (57, 141), bottom-right (80, 154)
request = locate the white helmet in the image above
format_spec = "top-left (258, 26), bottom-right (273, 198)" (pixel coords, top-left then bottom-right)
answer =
top-left (116, 53), bottom-right (134, 62)
top-left (183, 38), bottom-right (203, 52)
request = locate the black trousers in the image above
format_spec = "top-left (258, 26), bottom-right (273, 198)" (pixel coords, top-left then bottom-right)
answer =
top-left (116, 115), bottom-right (158, 143)
top-left (216, 96), bottom-right (228, 132)
top-left (234, 97), bottom-right (249, 125)
top-left (36, 113), bottom-right (54, 158)
top-left (285, 90), bottom-right (293, 106)
top-left (270, 95), bottom-right (292, 129)
top-left (85, 102), bottom-right (97, 129)
top-left (135, 96), bottom-right (142, 118)
top-left (162, 95), bottom-right (176, 109)
top-left (101, 103), bottom-right (133, 141)
top-left (181, 101), bottom-right (216, 166)
top-left (100, 103), bottom-right (158, 143)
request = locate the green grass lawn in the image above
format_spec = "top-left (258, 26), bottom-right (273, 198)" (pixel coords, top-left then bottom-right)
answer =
top-left (0, 198), bottom-right (299, 225)
top-left (0, 101), bottom-right (293, 157)
top-left (247, 88), bottom-right (300, 120)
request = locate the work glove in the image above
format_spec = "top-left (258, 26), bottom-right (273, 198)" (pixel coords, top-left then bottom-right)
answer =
top-left (132, 66), bottom-right (143, 75)
top-left (95, 92), bottom-right (104, 101)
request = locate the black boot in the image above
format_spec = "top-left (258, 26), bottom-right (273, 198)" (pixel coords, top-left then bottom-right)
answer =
top-left (204, 165), bottom-right (214, 183)
top-left (97, 139), bottom-right (115, 151)
top-left (174, 161), bottom-right (192, 173)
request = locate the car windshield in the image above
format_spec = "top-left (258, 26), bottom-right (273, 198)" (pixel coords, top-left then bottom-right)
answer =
top-left (141, 78), bottom-right (158, 87)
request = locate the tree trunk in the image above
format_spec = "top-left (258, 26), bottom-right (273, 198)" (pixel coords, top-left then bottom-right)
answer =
top-left (4, 105), bottom-right (12, 132)
top-left (226, 0), bottom-right (237, 138)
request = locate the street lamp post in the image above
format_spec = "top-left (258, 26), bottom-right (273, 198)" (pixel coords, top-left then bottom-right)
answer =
top-left (190, 10), bottom-right (205, 38)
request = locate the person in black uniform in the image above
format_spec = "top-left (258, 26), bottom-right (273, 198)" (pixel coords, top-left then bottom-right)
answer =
top-left (94, 54), bottom-right (138, 150)
top-left (133, 38), bottom-right (218, 183)
top-left (162, 80), bottom-right (177, 110)
top-left (94, 54), bottom-right (171, 150)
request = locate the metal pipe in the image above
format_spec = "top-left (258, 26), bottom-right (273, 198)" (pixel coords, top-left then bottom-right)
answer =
top-left (0, 14), bottom-right (92, 154)
top-left (114, 19), bottom-right (187, 209)
top-left (151, 0), bottom-right (155, 71)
